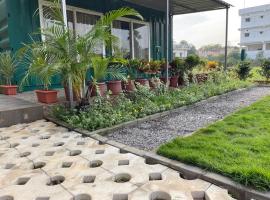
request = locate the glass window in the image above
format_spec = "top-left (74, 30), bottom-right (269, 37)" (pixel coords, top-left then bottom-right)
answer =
top-left (133, 23), bottom-right (150, 60)
top-left (245, 33), bottom-right (250, 37)
top-left (112, 20), bottom-right (131, 59)
top-left (75, 11), bottom-right (99, 36)
top-left (75, 12), bottom-right (102, 55)
top-left (245, 18), bottom-right (250, 22)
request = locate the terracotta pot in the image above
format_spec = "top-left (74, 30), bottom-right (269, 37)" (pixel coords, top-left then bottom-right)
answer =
top-left (35, 90), bottom-right (58, 104)
top-left (90, 82), bottom-right (107, 97)
top-left (135, 79), bottom-right (149, 87)
top-left (107, 80), bottom-right (122, 95)
top-left (170, 76), bottom-right (179, 88)
top-left (0, 85), bottom-right (18, 95)
top-left (125, 80), bottom-right (135, 92)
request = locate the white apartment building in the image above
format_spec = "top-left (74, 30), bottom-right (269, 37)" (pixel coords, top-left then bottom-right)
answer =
top-left (239, 4), bottom-right (270, 59)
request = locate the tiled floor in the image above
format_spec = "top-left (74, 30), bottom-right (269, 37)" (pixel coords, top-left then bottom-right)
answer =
top-left (0, 120), bottom-right (234, 200)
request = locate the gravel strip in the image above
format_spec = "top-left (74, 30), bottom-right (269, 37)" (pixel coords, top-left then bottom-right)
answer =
top-left (107, 86), bottom-right (270, 151)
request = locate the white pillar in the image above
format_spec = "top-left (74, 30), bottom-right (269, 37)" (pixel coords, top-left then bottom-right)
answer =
top-left (166, 0), bottom-right (169, 83)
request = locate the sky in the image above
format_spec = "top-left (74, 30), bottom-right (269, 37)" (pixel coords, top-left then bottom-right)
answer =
top-left (173, 0), bottom-right (270, 48)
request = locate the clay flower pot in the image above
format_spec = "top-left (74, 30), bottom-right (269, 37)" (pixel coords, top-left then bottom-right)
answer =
top-left (170, 76), bottom-right (179, 88)
top-left (107, 80), bottom-right (122, 95)
top-left (35, 90), bottom-right (58, 104)
top-left (135, 79), bottom-right (149, 87)
top-left (125, 80), bottom-right (135, 92)
top-left (90, 82), bottom-right (107, 97)
top-left (0, 85), bottom-right (18, 95)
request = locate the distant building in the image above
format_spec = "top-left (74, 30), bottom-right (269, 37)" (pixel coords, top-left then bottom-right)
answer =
top-left (198, 45), bottom-right (239, 58)
top-left (239, 4), bottom-right (270, 59)
top-left (173, 43), bottom-right (189, 58)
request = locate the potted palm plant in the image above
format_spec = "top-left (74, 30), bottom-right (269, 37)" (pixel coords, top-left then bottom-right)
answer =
top-left (0, 51), bottom-right (18, 95)
top-left (90, 57), bottom-right (109, 97)
top-left (20, 44), bottom-right (59, 104)
top-left (37, 2), bottom-right (143, 105)
top-left (107, 57), bottom-right (127, 95)
top-left (169, 58), bottom-right (185, 87)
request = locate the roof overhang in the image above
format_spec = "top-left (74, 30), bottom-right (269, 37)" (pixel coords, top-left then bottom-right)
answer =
top-left (124, 0), bottom-right (231, 15)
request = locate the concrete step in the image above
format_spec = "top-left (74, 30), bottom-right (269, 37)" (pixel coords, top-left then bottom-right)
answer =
top-left (0, 95), bottom-right (43, 127)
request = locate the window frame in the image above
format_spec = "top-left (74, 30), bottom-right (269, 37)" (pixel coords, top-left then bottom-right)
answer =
top-left (38, 0), bottom-right (151, 60)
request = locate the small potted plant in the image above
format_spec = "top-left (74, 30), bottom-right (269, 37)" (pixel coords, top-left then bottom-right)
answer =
top-left (148, 60), bottom-right (161, 89)
top-left (169, 58), bottom-right (186, 87)
top-left (107, 57), bottom-right (127, 95)
top-left (0, 51), bottom-right (18, 95)
top-left (135, 60), bottom-right (150, 86)
top-left (125, 59), bottom-right (139, 92)
top-left (160, 59), bottom-right (171, 84)
top-left (21, 46), bottom-right (59, 104)
top-left (185, 54), bottom-right (200, 83)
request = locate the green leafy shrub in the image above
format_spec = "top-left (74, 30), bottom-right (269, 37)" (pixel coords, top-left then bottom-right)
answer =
top-left (236, 61), bottom-right (251, 80)
top-left (260, 59), bottom-right (270, 81)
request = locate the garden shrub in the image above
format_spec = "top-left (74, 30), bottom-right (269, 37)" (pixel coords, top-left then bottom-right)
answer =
top-left (236, 61), bottom-right (251, 80)
top-left (52, 76), bottom-right (251, 132)
top-left (260, 59), bottom-right (270, 81)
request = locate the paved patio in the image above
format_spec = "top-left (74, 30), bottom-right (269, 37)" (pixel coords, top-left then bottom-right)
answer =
top-left (0, 120), bottom-right (234, 200)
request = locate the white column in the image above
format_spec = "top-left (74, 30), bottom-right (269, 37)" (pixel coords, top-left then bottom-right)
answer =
top-left (165, 0), bottom-right (169, 83)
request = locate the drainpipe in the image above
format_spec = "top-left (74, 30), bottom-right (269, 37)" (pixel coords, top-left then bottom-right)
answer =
top-left (224, 7), bottom-right (229, 71)
top-left (166, 0), bottom-right (170, 83)
top-left (61, 0), bottom-right (74, 108)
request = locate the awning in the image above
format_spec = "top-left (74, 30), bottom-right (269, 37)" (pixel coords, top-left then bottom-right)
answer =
top-left (124, 0), bottom-right (231, 15)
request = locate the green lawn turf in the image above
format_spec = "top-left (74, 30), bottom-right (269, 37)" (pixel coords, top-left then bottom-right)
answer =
top-left (158, 96), bottom-right (270, 191)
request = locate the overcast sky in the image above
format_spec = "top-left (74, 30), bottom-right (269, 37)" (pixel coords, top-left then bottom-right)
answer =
top-left (173, 0), bottom-right (270, 48)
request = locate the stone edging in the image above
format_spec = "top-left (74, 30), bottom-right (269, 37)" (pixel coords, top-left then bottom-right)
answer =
top-left (45, 85), bottom-right (270, 200)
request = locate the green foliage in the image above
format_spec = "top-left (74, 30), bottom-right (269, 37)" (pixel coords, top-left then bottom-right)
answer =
top-left (170, 58), bottom-right (186, 76)
top-left (0, 51), bottom-right (17, 85)
top-left (260, 59), bottom-right (270, 81)
top-left (185, 55), bottom-right (200, 71)
top-left (53, 76), bottom-right (251, 132)
top-left (20, 43), bottom-right (59, 90)
top-left (158, 96), bottom-right (270, 191)
top-left (236, 61), bottom-right (251, 80)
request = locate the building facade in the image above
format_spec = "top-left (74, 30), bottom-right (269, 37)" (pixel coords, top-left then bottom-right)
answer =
top-left (239, 4), bottom-right (270, 59)
top-left (0, 0), bottom-right (172, 90)
top-left (173, 43), bottom-right (189, 58)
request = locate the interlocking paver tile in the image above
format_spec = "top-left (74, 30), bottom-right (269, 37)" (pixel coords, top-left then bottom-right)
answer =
top-left (0, 120), bottom-right (235, 200)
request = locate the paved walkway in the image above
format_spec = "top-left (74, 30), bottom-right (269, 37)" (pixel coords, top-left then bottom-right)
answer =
top-left (107, 86), bottom-right (270, 151)
top-left (0, 120), bottom-right (233, 200)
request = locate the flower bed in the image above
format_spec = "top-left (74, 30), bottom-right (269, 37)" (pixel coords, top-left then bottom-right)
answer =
top-left (52, 74), bottom-right (252, 132)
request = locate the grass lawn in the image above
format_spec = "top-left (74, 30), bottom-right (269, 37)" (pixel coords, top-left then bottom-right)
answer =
top-left (158, 96), bottom-right (270, 191)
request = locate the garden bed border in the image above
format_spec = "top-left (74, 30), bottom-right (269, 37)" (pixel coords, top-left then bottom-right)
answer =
top-left (45, 85), bottom-right (270, 200)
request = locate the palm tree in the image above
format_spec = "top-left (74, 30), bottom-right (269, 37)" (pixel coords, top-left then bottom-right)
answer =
top-left (0, 51), bottom-right (17, 85)
top-left (34, 0), bottom-right (143, 102)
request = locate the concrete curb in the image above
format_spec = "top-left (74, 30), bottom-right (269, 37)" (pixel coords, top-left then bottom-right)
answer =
top-left (45, 86), bottom-right (270, 200)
